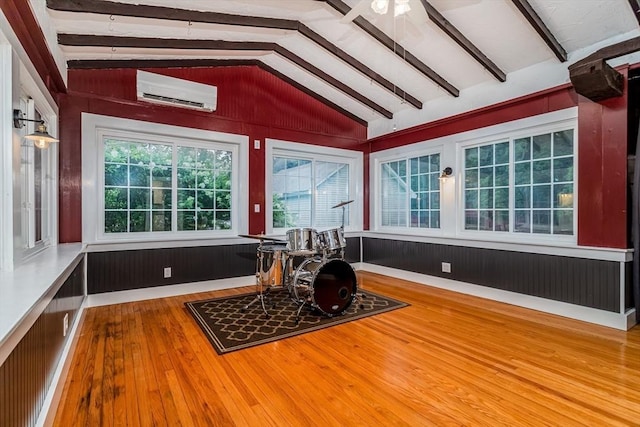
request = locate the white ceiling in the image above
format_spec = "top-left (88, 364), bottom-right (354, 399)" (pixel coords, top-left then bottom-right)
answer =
top-left (35, 0), bottom-right (640, 137)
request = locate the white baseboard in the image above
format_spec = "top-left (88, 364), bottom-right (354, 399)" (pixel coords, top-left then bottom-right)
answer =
top-left (85, 275), bottom-right (256, 307)
top-left (357, 263), bottom-right (637, 331)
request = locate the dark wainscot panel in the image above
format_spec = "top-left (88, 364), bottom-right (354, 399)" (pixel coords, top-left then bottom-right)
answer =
top-left (87, 244), bottom-right (259, 294)
top-left (363, 238), bottom-right (621, 312)
top-left (0, 256), bottom-right (85, 427)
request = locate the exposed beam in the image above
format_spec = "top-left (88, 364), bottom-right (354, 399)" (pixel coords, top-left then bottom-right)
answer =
top-left (510, 0), bottom-right (567, 62)
top-left (322, 0), bottom-right (459, 97)
top-left (57, 34), bottom-right (393, 118)
top-left (627, 0), bottom-right (640, 26)
top-left (66, 58), bottom-right (369, 126)
top-left (419, 0), bottom-right (506, 82)
top-left (569, 35), bottom-right (640, 69)
top-left (47, 0), bottom-right (421, 109)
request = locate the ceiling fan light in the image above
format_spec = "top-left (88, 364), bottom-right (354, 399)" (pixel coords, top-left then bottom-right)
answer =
top-left (394, 0), bottom-right (411, 16)
top-left (371, 0), bottom-right (389, 15)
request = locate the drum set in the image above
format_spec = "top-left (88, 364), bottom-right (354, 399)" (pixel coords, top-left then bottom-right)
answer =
top-left (240, 200), bottom-right (362, 323)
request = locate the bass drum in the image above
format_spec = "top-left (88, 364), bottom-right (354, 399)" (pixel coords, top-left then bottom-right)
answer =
top-left (292, 258), bottom-right (357, 316)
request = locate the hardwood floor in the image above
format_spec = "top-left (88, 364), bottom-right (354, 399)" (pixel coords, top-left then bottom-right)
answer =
top-left (53, 271), bottom-right (640, 426)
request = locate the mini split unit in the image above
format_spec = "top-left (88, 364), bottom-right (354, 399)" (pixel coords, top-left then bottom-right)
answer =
top-left (136, 70), bottom-right (218, 112)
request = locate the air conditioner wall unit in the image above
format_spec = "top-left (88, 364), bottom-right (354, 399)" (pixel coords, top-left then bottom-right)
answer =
top-left (136, 70), bottom-right (217, 112)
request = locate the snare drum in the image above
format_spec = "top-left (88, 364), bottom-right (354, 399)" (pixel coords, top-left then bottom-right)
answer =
top-left (318, 227), bottom-right (346, 252)
top-left (286, 228), bottom-right (319, 255)
top-left (257, 244), bottom-right (288, 287)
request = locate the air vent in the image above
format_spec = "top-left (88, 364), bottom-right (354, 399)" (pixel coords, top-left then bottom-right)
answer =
top-left (136, 70), bottom-right (217, 112)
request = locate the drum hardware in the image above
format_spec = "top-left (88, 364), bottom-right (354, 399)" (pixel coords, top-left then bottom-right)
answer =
top-left (240, 238), bottom-right (289, 318)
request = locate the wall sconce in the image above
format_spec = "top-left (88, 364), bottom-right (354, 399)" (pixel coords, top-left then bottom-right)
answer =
top-left (13, 109), bottom-right (59, 149)
top-left (439, 167), bottom-right (453, 180)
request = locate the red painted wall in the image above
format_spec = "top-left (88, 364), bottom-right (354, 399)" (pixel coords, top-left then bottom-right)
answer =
top-left (59, 66), bottom-right (367, 242)
top-left (577, 67), bottom-right (629, 249)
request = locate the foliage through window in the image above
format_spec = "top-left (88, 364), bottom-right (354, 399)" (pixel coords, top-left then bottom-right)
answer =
top-left (103, 138), bottom-right (234, 234)
top-left (380, 153), bottom-right (441, 229)
top-left (463, 129), bottom-right (574, 235)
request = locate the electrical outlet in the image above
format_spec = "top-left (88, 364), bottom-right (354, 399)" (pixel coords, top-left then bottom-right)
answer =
top-left (63, 313), bottom-right (69, 337)
top-left (254, 139), bottom-right (260, 149)
top-left (254, 204), bottom-right (260, 213)
top-left (441, 262), bottom-right (451, 273)
top-left (164, 267), bottom-right (172, 278)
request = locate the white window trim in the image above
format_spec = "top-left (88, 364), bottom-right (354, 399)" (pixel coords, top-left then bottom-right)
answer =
top-left (371, 144), bottom-right (446, 235)
top-left (265, 138), bottom-right (363, 236)
top-left (82, 113), bottom-right (249, 245)
top-left (370, 107), bottom-right (579, 248)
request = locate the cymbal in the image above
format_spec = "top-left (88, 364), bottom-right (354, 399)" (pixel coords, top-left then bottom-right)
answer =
top-left (331, 200), bottom-right (354, 209)
top-left (238, 234), bottom-right (286, 242)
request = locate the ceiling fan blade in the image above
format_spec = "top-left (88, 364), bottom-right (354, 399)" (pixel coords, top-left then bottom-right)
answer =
top-left (340, 0), bottom-right (371, 23)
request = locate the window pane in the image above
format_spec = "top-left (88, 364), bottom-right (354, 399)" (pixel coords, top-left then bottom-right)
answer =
top-left (553, 157), bottom-right (573, 182)
top-left (532, 134), bottom-right (551, 159)
top-left (532, 210), bottom-right (551, 234)
top-left (495, 210), bottom-right (509, 232)
top-left (152, 211), bottom-right (171, 231)
top-left (494, 165), bottom-right (509, 187)
top-left (130, 188), bottom-right (150, 209)
top-left (130, 165), bottom-right (150, 187)
top-left (514, 163), bottom-right (531, 185)
top-left (272, 156), bottom-right (313, 228)
top-left (532, 185), bottom-right (551, 208)
top-left (554, 184), bottom-right (573, 208)
top-left (554, 210), bottom-right (573, 235)
top-left (105, 188), bottom-right (128, 209)
top-left (514, 186), bottom-right (530, 209)
top-left (479, 145), bottom-right (494, 166)
top-left (104, 140), bottom-right (129, 163)
top-left (465, 147), bottom-right (478, 168)
top-left (465, 210), bottom-right (478, 230)
top-left (130, 211), bottom-right (150, 232)
top-left (465, 189), bottom-right (478, 209)
top-left (465, 169), bottom-right (478, 188)
top-left (514, 210), bottom-right (530, 233)
top-left (479, 167), bottom-right (493, 187)
top-left (495, 142), bottom-right (509, 164)
top-left (152, 166), bottom-right (172, 188)
top-left (554, 130), bottom-right (573, 157)
top-left (105, 211), bottom-right (127, 233)
top-left (178, 211), bottom-right (196, 230)
top-left (514, 137), bottom-right (531, 162)
top-left (495, 188), bottom-right (509, 209)
top-left (479, 189), bottom-right (493, 209)
top-left (532, 160), bottom-right (551, 183)
top-left (479, 210), bottom-right (493, 230)
top-left (105, 164), bottom-right (127, 186)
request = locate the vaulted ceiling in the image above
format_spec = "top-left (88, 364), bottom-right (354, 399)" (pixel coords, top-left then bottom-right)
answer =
top-left (33, 0), bottom-right (640, 137)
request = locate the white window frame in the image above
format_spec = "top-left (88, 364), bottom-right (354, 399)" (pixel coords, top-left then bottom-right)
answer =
top-left (372, 145), bottom-right (445, 235)
top-left (14, 79), bottom-right (58, 265)
top-left (265, 139), bottom-right (363, 235)
top-left (456, 110), bottom-right (578, 244)
top-left (82, 113), bottom-right (248, 244)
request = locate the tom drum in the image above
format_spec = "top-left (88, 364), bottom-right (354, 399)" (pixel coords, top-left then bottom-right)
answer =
top-left (318, 227), bottom-right (346, 252)
top-left (257, 244), bottom-right (288, 287)
top-left (286, 228), bottom-right (319, 255)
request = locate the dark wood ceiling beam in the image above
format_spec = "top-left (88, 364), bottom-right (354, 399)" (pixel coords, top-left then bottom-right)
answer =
top-left (298, 24), bottom-right (422, 108)
top-left (47, 0), bottom-right (298, 30)
top-left (510, 0), bottom-right (567, 62)
top-left (57, 34), bottom-right (393, 118)
top-left (47, 0), bottom-right (421, 109)
top-left (322, 0), bottom-right (459, 97)
top-left (419, 0), bottom-right (506, 82)
top-left (65, 58), bottom-right (368, 126)
top-left (628, 0), bottom-right (640, 26)
top-left (569, 35), bottom-right (640, 68)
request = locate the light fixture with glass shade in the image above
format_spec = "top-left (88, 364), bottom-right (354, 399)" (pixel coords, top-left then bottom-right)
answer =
top-left (13, 109), bottom-right (59, 149)
top-left (370, 0), bottom-right (411, 16)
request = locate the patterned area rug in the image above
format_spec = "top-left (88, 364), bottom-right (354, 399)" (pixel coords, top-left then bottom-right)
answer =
top-left (185, 288), bottom-right (408, 355)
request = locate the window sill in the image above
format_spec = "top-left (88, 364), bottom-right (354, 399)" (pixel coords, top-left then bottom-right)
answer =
top-left (0, 243), bottom-right (84, 365)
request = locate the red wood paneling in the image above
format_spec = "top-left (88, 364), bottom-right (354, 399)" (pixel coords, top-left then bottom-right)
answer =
top-left (59, 66), bottom-right (368, 241)
top-left (577, 67), bottom-right (629, 249)
top-left (368, 85), bottom-right (577, 151)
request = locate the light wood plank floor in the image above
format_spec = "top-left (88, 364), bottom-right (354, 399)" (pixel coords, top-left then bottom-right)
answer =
top-left (53, 271), bottom-right (640, 426)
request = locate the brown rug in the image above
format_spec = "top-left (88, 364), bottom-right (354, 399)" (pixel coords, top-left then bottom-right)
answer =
top-left (185, 288), bottom-right (408, 355)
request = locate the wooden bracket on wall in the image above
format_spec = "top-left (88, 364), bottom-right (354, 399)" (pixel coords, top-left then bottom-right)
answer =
top-left (569, 59), bottom-right (624, 102)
